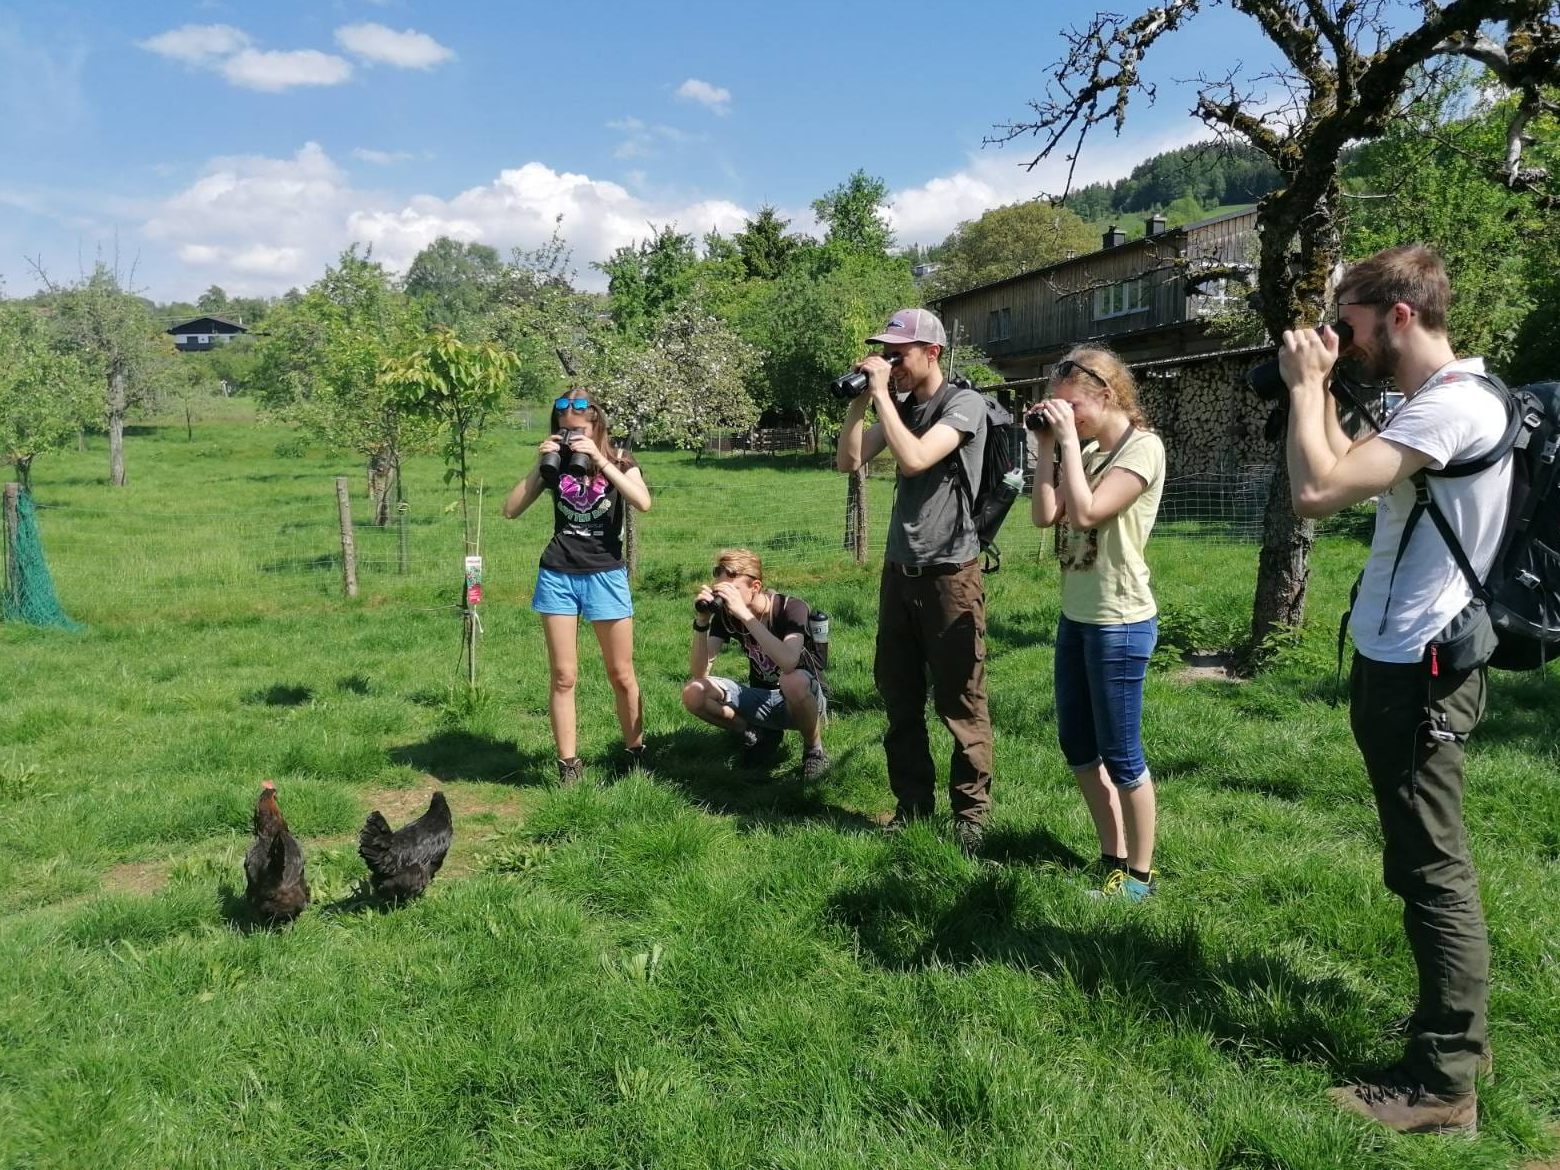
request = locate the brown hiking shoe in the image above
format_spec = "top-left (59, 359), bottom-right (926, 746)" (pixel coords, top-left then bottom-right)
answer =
top-left (555, 756), bottom-right (587, 788)
top-left (952, 819), bottom-right (985, 858)
top-left (1327, 1079), bottom-right (1476, 1135)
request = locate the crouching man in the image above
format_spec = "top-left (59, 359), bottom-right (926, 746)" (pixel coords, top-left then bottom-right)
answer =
top-left (680, 548), bottom-right (830, 780)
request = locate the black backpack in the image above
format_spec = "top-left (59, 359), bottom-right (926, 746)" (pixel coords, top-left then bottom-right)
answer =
top-left (1360, 373), bottom-right (1560, 673)
top-left (933, 377), bottom-right (1024, 572)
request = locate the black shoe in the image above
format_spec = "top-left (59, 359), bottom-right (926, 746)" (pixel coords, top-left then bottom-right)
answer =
top-left (620, 744), bottom-right (649, 774)
top-left (953, 819), bottom-right (985, 858)
top-left (800, 746), bottom-right (830, 781)
top-left (738, 727), bottom-right (783, 769)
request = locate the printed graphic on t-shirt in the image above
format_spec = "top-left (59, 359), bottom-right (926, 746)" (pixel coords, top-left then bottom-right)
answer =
top-left (1055, 517), bottom-right (1099, 571)
top-left (555, 472), bottom-right (612, 533)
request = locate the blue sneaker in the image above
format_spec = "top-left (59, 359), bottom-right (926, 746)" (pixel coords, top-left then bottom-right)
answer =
top-left (1090, 869), bottom-right (1155, 901)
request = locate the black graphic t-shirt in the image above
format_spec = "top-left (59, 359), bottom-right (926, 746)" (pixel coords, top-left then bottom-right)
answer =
top-left (538, 454), bottom-right (639, 573)
top-left (711, 591), bottom-right (822, 688)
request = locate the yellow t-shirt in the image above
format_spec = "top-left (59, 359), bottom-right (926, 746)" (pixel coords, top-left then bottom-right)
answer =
top-left (1056, 429), bottom-right (1165, 624)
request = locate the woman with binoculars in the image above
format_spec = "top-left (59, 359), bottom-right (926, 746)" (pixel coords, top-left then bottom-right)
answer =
top-left (503, 392), bottom-right (652, 785)
top-left (1028, 347), bottom-right (1166, 900)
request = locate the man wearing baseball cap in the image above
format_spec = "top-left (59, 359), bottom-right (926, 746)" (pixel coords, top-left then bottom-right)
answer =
top-left (836, 306), bottom-right (994, 856)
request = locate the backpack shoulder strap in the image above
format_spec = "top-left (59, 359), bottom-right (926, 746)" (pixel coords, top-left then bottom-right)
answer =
top-left (926, 384), bottom-right (982, 514)
top-left (1427, 370), bottom-right (1520, 479)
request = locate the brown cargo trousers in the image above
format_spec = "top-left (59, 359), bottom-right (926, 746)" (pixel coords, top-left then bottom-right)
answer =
top-left (874, 561), bottom-right (994, 824)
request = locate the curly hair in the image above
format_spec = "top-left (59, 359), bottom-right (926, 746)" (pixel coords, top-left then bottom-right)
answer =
top-left (1052, 346), bottom-right (1151, 431)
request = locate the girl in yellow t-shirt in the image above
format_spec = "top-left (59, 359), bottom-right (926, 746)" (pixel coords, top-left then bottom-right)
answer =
top-left (1028, 346), bottom-right (1165, 901)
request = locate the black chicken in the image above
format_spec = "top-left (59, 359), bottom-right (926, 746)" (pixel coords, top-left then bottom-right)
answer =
top-left (244, 780), bottom-right (310, 923)
top-left (358, 791), bottom-right (453, 900)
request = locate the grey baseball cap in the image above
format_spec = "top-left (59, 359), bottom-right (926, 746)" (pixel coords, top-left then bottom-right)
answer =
top-left (867, 308), bottom-right (947, 347)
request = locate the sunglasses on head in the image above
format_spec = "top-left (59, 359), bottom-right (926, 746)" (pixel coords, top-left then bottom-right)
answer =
top-left (554, 396), bottom-right (592, 412)
top-left (1055, 359), bottom-right (1108, 389)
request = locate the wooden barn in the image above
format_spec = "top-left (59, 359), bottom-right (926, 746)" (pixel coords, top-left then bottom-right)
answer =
top-left (933, 209), bottom-right (1275, 475)
top-left (931, 208), bottom-right (1258, 381)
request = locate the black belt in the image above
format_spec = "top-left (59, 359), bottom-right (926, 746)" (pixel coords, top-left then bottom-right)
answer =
top-left (887, 558), bottom-right (977, 578)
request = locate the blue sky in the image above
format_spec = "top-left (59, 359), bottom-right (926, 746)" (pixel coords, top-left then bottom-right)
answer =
top-left (0, 0), bottom-right (1280, 302)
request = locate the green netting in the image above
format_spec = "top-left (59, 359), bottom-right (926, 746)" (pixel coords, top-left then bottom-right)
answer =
top-left (3, 486), bottom-right (81, 630)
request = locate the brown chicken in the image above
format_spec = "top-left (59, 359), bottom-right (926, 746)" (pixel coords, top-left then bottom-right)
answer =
top-left (244, 780), bottom-right (310, 923)
top-left (358, 791), bottom-right (453, 900)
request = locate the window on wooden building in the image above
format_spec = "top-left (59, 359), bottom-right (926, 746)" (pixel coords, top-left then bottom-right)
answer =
top-left (1092, 278), bottom-right (1145, 320)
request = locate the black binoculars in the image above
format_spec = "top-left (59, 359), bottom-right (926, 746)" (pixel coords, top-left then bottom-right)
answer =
top-left (830, 353), bottom-right (902, 400)
top-left (538, 428), bottom-right (592, 486)
top-left (1246, 320), bottom-right (1355, 401)
top-left (694, 594), bottom-right (728, 617)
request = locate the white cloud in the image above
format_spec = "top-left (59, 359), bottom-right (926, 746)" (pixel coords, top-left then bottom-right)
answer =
top-left (221, 48), bottom-right (353, 91)
top-left (334, 23), bottom-right (454, 69)
top-left (136, 23), bottom-right (250, 64)
top-left (132, 126), bottom-right (1219, 300)
top-left (675, 78), bottom-right (730, 115)
top-left (352, 147), bottom-right (418, 165)
top-left (885, 125), bottom-right (1216, 247)
top-left (138, 143), bottom-right (750, 297)
top-left (137, 24), bottom-right (353, 92)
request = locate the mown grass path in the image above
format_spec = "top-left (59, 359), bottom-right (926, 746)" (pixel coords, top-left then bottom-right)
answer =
top-left (3, 405), bottom-right (1557, 1168)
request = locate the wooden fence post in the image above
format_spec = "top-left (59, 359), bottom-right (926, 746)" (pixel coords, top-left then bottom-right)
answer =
top-left (624, 506), bottom-right (640, 579)
top-left (3, 483), bottom-right (19, 610)
top-left (845, 465), bottom-right (868, 564)
top-left (335, 477), bottom-right (359, 598)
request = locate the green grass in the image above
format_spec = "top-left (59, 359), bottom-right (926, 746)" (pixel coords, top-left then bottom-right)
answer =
top-left (3, 403), bottom-right (1558, 1168)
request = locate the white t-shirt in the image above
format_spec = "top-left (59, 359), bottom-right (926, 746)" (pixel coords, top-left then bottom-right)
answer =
top-left (1350, 358), bottom-right (1512, 663)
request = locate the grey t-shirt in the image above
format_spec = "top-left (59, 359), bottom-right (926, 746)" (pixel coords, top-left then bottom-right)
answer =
top-left (885, 381), bottom-right (986, 566)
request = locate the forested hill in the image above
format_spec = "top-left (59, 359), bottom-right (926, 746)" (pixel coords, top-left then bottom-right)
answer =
top-left (1064, 142), bottom-right (1283, 224)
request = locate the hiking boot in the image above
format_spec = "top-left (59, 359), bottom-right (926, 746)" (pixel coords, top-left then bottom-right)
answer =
top-left (1384, 1016), bottom-right (1495, 1085)
top-left (738, 727), bottom-right (783, 769)
top-left (1328, 1077), bottom-right (1477, 1135)
top-left (800, 745), bottom-right (830, 781)
top-left (555, 756), bottom-right (587, 788)
top-left (621, 744), bottom-right (650, 774)
top-left (1090, 868), bottom-right (1155, 901)
top-left (952, 819), bottom-right (985, 858)
top-left (881, 804), bottom-right (932, 835)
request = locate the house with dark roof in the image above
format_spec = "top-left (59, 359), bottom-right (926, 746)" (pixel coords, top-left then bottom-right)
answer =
top-left (932, 209), bottom-right (1280, 476)
top-left (931, 208), bottom-right (1258, 381)
top-left (167, 315), bottom-right (248, 352)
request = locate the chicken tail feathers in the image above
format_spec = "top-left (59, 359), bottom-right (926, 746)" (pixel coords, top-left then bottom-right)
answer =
top-left (358, 810), bottom-right (395, 874)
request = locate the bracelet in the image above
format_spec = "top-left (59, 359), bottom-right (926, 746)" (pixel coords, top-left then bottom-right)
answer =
top-left (693, 621), bottom-right (710, 632)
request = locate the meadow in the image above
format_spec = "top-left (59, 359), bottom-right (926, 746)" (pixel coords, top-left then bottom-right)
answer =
top-left (2, 401), bottom-right (1558, 1169)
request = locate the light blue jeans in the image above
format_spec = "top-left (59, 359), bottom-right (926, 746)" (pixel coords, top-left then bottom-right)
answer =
top-left (1054, 613), bottom-right (1157, 789)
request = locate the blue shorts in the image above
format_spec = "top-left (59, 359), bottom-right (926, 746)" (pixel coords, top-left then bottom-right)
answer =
top-left (531, 566), bottom-right (634, 621)
top-left (1054, 613), bottom-right (1157, 789)
top-left (709, 672), bottom-right (826, 731)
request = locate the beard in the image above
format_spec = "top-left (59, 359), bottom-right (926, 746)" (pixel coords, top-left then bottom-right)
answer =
top-left (1362, 317), bottom-right (1402, 383)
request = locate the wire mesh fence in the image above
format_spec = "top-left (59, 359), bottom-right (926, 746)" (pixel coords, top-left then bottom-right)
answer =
top-left (16, 458), bottom-right (1296, 625)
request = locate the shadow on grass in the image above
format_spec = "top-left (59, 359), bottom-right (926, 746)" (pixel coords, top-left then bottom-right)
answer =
top-left (390, 730), bottom-right (551, 786)
top-left (978, 824), bottom-right (1091, 870)
top-left (647, 726), bottom-right (881, 836)
top-left (244, 683), bottom-right (313, 707)
top-left (217, 883), bottom-right (309, 935)
top-left (829, 854), bottom-right (1361, 1069)
top-left (337, 674), bottom-right (371, 695)
top-left (396, 733), bottom-right (542, 789)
